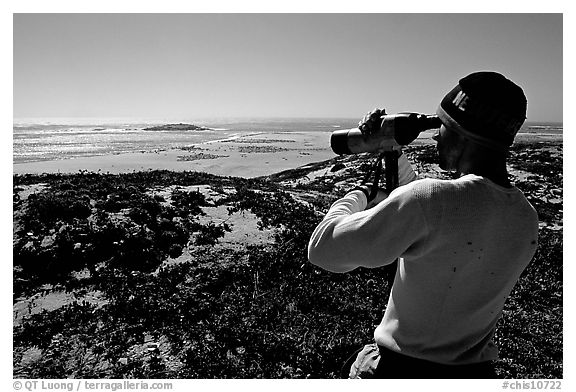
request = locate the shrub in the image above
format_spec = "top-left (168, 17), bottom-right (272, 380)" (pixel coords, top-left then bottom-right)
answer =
top-left (25, 190), bottom-right (91, 228)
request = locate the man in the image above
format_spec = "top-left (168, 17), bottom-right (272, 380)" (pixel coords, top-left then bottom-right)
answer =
top-left (307, 71), bottom-right (539, 378)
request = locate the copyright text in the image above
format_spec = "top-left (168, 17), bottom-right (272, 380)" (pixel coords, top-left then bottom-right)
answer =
top-left (13, 380), bottom-right (173, 392)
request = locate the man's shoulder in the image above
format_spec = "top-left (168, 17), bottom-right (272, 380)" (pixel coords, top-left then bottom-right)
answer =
top-left (400, 177), bottom-right (458, 194)
top-left (400, 175), bottom-right (535, 210)
top-left (394, 176), bottom-right (495, 207)
top-left (388, 178), bottom-right (456, 205)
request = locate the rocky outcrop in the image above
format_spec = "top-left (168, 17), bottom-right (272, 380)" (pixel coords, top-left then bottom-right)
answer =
top-left (143, 123), bottom-right (210, 131)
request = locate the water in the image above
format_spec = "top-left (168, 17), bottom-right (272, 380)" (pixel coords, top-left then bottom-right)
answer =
top-left (13, 118), bottom-right (561, 164)
top-left (13, 121), bottom-right (229, 163)
top-left (520, 122), bottom-right (563, 136)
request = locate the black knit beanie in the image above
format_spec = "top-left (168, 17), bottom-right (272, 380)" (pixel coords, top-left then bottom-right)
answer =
top-left (436, 71), bottom-right (527, 152)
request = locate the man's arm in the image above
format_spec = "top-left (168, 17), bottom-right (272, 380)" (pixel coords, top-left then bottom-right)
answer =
top-left (307, 183), bottom-right (429, 273)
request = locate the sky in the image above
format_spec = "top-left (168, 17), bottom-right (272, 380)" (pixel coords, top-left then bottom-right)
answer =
top-left (13, 13), bottom-right (563, 122)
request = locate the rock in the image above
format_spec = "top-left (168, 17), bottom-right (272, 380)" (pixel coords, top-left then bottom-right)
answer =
top-left (330, 162), bottom-right (346, 172)
top-left (40, 235), bottom-right (56, 248)
top-left (143, 123), bottom-right (210, 131)
top-left (21, 241), bottom-right (36, 253)
top-left (146, 343), bottom-right (159, 353)
top-left (20, 346), bottom-right (43, 367)
top-left (545, 224), bottom-right (563, 231)
top-left (550, 189), bottom-right (562, 197)
top-left (118, 357), bottom-right (128, 365)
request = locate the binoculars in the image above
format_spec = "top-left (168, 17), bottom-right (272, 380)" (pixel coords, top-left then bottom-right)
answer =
top-left (331, 112), bottom-right (442, 155)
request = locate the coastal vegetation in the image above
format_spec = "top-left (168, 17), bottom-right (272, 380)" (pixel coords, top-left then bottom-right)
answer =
top-left (13, 142), bottom-right (562, 379)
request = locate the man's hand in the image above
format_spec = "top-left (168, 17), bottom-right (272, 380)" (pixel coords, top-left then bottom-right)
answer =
top-left (366, 188), bottom-right (388, 209)
top-left (358, 108), bottom-right (386, 135)
top-left (352, 184), bottom-right (388, 209)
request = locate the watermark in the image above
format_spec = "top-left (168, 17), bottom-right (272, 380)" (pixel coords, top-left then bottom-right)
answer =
top-left (13, 380), bottom-right (173, 392)
top-left (502, 380), bottom-right (562, 390)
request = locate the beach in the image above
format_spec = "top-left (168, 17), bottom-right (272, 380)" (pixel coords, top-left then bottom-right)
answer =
top-left (13, 131), bottom-right (333, 178)
top-left (12, 116), bottom-right (363, 177)
top-left (13, 121), bottom-right (562, 178)
top-left (14, 132), bottom-right (334, 177)
top-left (12, 128), bottom-right (450, 177)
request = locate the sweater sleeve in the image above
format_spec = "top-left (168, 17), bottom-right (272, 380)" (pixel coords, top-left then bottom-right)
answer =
top-left (307, 183), bottom-right (430, 273)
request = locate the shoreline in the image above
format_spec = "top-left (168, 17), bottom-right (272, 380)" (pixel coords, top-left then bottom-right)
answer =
top-left (12, 131), bottom-right (562, 178)
top-left (13, 131), bottom-right (335, 178)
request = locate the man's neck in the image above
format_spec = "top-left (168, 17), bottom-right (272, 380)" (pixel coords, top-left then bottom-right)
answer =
top-left (458, 164), bottom-right (512, 188)
top-left (456, 142), bottom-right (512, 188)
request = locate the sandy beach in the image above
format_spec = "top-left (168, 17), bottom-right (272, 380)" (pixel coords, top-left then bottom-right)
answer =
top-left (13, 131), bottom-right (339, 178)
top-left (11, 129), bottom-right (449, 178)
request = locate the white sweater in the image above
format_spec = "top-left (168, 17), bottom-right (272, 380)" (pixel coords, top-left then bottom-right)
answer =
top-left (308, 171), bottom-right (538, 365)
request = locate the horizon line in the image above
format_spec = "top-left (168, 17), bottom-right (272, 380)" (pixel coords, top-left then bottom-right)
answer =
top-left (13, 116), bottom-right (563, 123)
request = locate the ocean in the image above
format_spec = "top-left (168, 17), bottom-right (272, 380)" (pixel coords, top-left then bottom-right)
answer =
top-left (12, 118), bottom-right (562, 164)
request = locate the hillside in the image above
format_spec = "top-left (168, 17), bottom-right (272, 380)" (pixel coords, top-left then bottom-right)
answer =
top-left (12, 141), bottom-right (562, 378)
